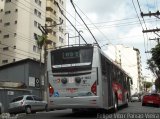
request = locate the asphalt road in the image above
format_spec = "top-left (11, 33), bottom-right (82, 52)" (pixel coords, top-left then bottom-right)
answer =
top-left (2, 102), bottom-right (160, 119)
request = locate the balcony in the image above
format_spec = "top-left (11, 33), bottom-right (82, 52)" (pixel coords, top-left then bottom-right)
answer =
top-left (46, 1), bottom-right (54, 10)
top-left (46, 11), bottom-right (53, 22)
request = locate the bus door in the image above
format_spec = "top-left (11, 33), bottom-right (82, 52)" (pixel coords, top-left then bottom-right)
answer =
top-left (101, 55), bottom-right (113, 108)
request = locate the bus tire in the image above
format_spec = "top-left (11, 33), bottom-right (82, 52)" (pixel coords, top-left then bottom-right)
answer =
top-left (113, 95), bottom-right (118, 113)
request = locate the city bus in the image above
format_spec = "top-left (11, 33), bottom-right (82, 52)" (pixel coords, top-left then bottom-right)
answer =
top-left (47, 44), bottom-right (132, 112)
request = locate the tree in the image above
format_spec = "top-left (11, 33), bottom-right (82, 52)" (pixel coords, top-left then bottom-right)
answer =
top-left (143, 81), bottom-right (152, 92)
top-left (147, 44), bottom-right (160, 92)
top-left (155, 78), bottom-right (160, 91)
top-left (36, 34), bottom-right (49, 101)
top-left (147, 59), bottom-right (157, 76)
top-left (151, 44), bottom-right (160, 70)
top-left (36, 34), bottom-right (47, 64)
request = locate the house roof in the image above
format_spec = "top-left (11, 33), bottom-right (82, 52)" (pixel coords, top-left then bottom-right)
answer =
top-left (0, 58), bottom-right (44, 70)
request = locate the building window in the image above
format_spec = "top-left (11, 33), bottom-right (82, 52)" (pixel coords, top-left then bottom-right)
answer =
top-left (59, 36), bottom-right (64, 43)
top-left (4, 22), bottom-right (10, 26)
top-left (13, 45), bottom-right (16, 49)
top-left (34, 21), bottom-right (37, 27)
top-left (39, 1), bottom-right (41, 6)
top-left (5, 0), bottom-right (11, 3)
top-left (2, 60), bottom-right (8, 64)
top-left (53, 31), bottom-right (56, 36)
top-left (54, 0), bottom-right (57, 5)
top-left (0, 30), bottom-right (1, 34)
top-left (0, 9), bottom-right (3, 12)
top-left (34, 9), bottom-right (37, 15)
top-left (38, 23), bottom-right (41, 28)
top-left (33, 45), bottom-right (36, 52)
top-left (13, 59), bottom-right (16, 62)
top-left (5, 10), bottom-right (11, 14)
top-left (34, 9), bottom-right (41, 18)
top-left (15, 20), bottom-right (17, 24)
top-left (0, 19), bottom-right (2, 23)
top-left (14, 33), bottom-right (17, 37)
top-left (38, 12), bottom-right (41, 18)
top-left (34, 33), bottom-right (38, 40)
top-left (3, 34), bottom-right (9, 38)
top-left (53, 10), bottom-right (56, 15)
top-left (3, 47), bottom-right (9, 51)
top-left (15, 9), bottom-right (18, 12)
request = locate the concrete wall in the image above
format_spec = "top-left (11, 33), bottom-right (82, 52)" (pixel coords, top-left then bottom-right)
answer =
top-left (0, 60), bottom-right (44, 112)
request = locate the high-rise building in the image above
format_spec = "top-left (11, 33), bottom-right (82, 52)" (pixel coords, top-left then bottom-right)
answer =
top-left (46, 0), bottom-right (66, 49)
top-left (105, 44), bottom-right (143, 95)
top-left (0, 0), bottom-right (66, 66)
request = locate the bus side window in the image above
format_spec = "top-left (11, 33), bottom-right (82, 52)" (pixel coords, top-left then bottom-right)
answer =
top-left (101, 55), bottom-right (106, 75)
top-left (112, 66), bottom-right (116, 82)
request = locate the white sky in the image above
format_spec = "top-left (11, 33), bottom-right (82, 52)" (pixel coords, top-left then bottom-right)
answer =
top-left (65, 0), bottom-right (160, 80)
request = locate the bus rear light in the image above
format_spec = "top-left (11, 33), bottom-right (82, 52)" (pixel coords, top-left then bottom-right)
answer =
top-left (49, 84), bottom-right (54, 97)
top-left (91, 81), bottom-right (97, 95)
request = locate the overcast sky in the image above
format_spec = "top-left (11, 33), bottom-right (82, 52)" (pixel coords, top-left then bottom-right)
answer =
top-left (65, 0), bottom-right (160, 80)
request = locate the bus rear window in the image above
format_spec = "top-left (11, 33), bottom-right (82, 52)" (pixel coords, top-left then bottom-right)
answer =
top-left (51, 47), bottom-right (93, 71)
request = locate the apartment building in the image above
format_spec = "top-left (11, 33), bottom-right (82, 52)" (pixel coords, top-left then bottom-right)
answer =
top-left (0, 0), bottom-right (66, 66)
top-left (46, 0), bottom-right (66, 49)
top-left (105, 44), bottom-right (143, 95)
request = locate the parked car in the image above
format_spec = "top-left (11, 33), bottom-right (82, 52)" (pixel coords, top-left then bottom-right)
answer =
top-left (142, 93), bottom-right (160, 107)
top-left (8, 95), bottom-right (48, 114)
top-left (131, 95), bottom-right (141, 102)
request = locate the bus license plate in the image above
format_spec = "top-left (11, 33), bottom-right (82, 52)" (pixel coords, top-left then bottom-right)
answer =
top-left (66, 88), bottom-right (78, 93)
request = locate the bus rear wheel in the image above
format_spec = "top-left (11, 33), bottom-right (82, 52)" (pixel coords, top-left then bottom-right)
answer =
top-left (113, 96), bottom-right (118, 113)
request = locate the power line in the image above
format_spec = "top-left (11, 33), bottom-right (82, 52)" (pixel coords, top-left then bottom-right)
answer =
top-left (136, 0), bottom-right (148, 30)
top-left (131, 0), bottom-right (150, 61)
top-left (55, 1), bottom-right (88, 44)
top-left (73, 3), bottom-right (111, 44)
top-left (70, 0), bottom-right (100, 48)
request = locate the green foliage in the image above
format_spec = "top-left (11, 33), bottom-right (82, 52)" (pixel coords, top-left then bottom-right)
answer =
top-left (143, 81), bottom-right (152, 92)
top-left (147, 44), bottom-right (160, 92)
top-left (147, 59), bottom-right (157, 75)
top-left (151, 44), bottom-right (160, 70)
top-left (155, 78), bottom-right (160, 91)
top-left (36, 34), bottom-right (47, 49)
top-left (143, 81), bottom-right (152, 89)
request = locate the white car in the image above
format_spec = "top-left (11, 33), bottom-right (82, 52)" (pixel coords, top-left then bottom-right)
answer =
top-left (9, 95), bottom-right (48, 114)
top-left (131, 95), bottom-right (140, 102)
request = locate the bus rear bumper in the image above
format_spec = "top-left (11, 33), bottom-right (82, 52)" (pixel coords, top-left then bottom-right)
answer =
top-left (49, 96), bottom-right (101, 109)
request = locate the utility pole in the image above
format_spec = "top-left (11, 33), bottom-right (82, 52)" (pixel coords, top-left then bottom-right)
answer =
top-left (141, 11), bottom-right (160, 45)
top-left (38, 21), bottom-right (63, 103)
top-left (149, 38), bottom-right (160, 45)
top-left (141, 11), bottom-right (160, 33)
top-left (141, 11), bottom-right (160, 18)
